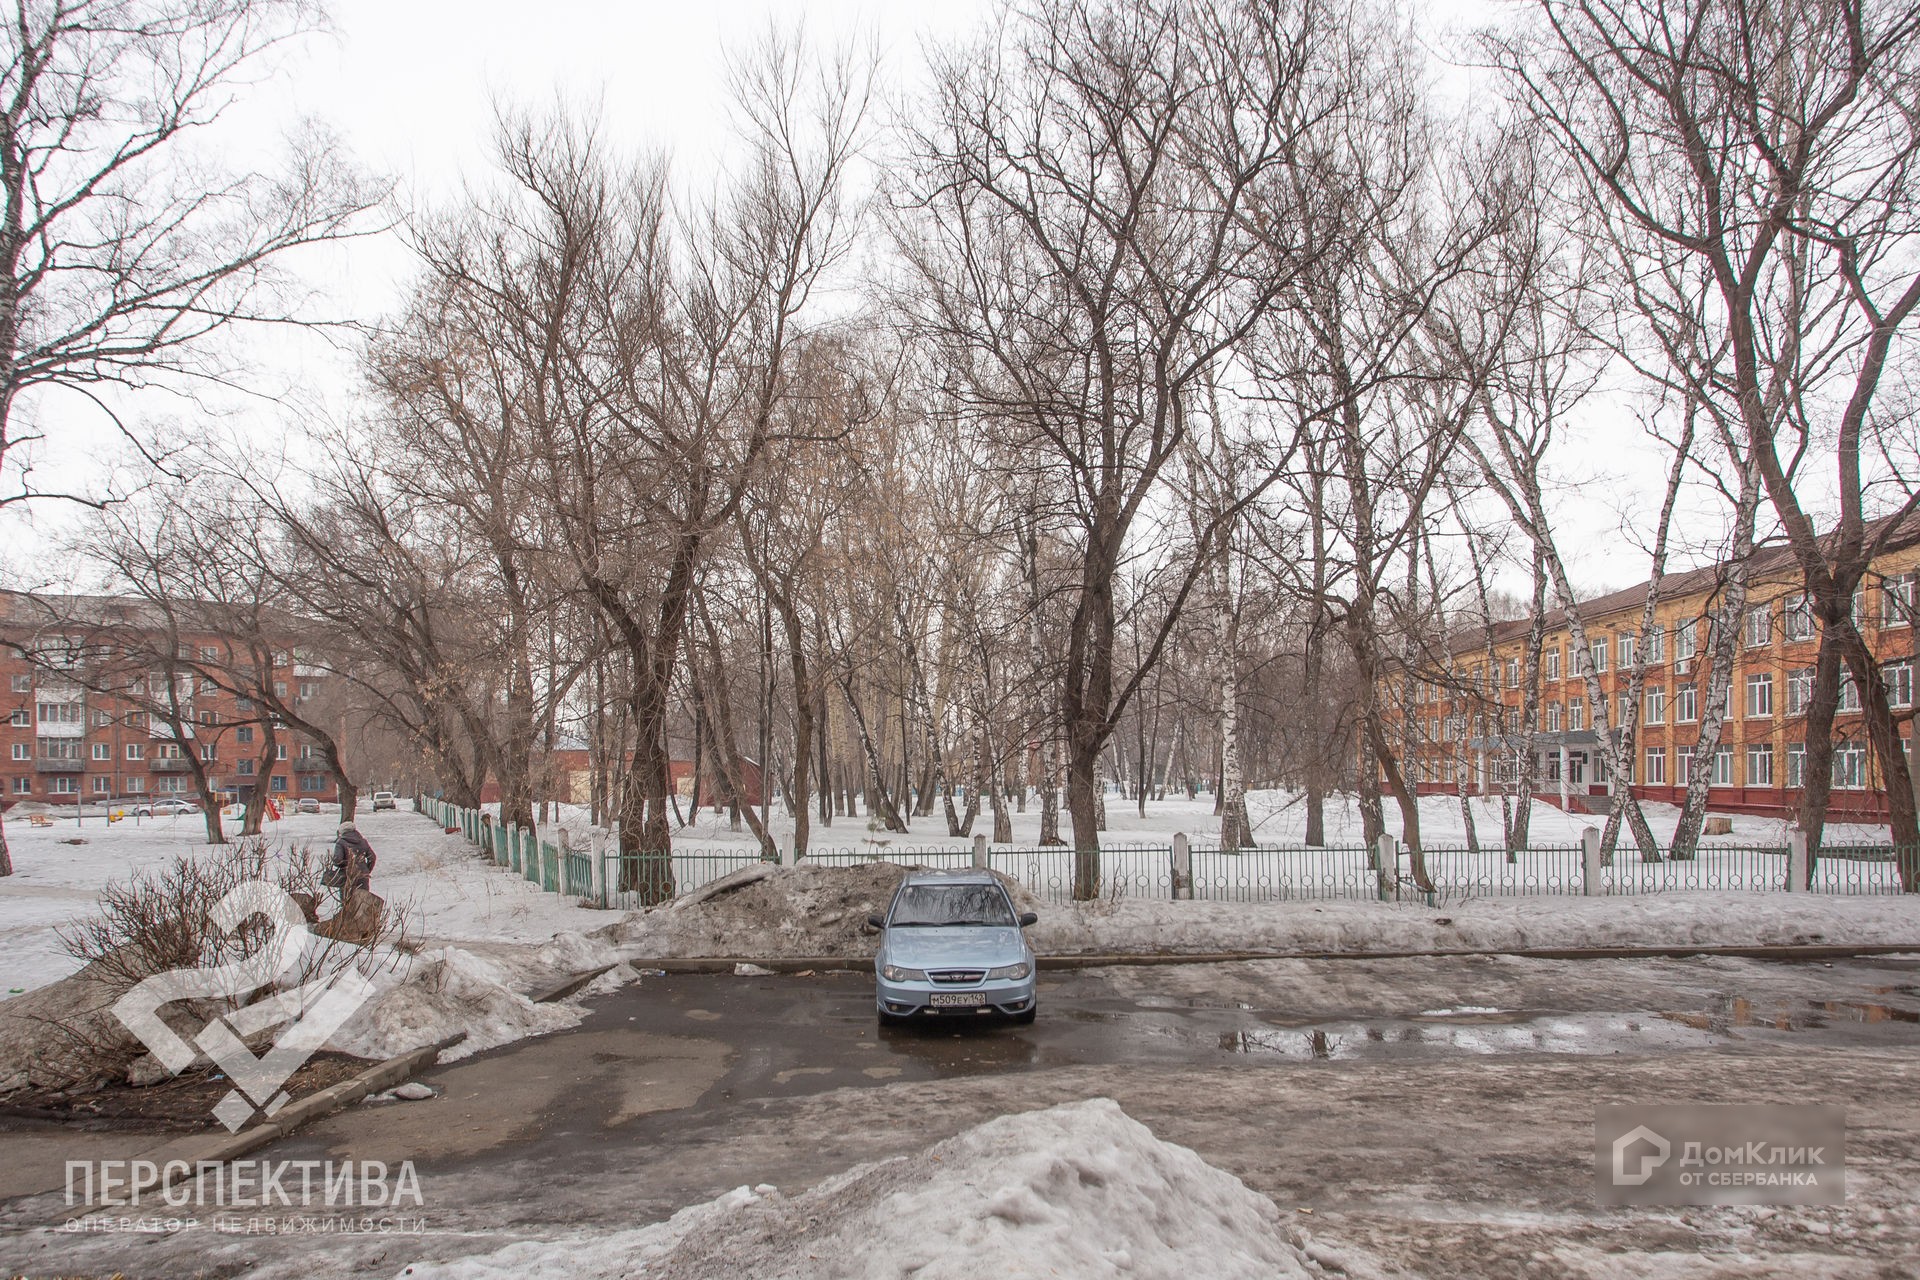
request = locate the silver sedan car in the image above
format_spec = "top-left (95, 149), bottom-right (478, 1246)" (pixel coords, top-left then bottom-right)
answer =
top-left (868, 870), bottom-right (1039, 1026)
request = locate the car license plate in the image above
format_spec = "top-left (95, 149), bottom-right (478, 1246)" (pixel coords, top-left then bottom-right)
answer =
top-left (928, 992), bottom-right (986, 1008)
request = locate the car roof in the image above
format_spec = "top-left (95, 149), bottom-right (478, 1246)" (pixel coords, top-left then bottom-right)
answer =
top-left (899, 869), bottom-right (1001, 887)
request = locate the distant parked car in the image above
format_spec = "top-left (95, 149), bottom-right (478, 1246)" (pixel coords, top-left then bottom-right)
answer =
top-left (868, 870), bottom-right (1039, 1026)
top-left (133, 799), bottom-right (200, 818)
top-left (370, 791), bottom-right (397, 811)
top-left (296, 797), bottom-right (321, 814)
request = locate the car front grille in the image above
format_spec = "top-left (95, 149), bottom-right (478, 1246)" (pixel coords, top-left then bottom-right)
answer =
top-left (928, 969), bottom-right (987, 985)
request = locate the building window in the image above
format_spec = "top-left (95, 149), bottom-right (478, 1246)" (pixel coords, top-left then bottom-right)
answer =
top-left (1646, 747), bottom-right (1667, 785)
top-left (52, 775), bottom-right (76, 795)
top-left (236, 726), bottom-right (254, 744)
top-left (1590, 640), bottom-right (1609, 673)
top-left (92, 776), bottom-right (110, 794)
top-left (1677, 684), bottom-right (1699, 723)
top-left (1677, 746), bottom-right (1695, 781)
top-left (1569, 697), bottom-right (1586, 731)
top-left (10, 776), bottom-right (28, 793)
top-left (273, 681), bottom-right (288, 699)
top-left (300, 774), bottom-right (326, 792)
top-left (1504, 658), bottom-right (1519, 689)
top-left (9, 743), bottom-right (26, 761)
top-left (238, 759), bottom-right (256, 776)
top-left (298, 681), bottom-right (318, 700)
top-left (1713, 745), bottom-right (1734, 786)
top-left (1645, 686), bottom-right (1666, 725)
top-left (1545, 648), bottom-right (1560, 682)
top-left (36, 702), bottom-right (81, 725)
top-left (1742, 605), bottom-right (1772, 648)
top-left (199, 645), bottom-right (219, 661)
top-left (91, 709), bottom-right (111, 727)
top-left (154, 741), bottom-right (182, 760)
top-left (1833, 743), bottom-right (1867, 790)
top-left (1885, 573), bottom-right (1916, 627)
top-left (275, 743), bottom-right (288, 761)
top-left (1888, 661), bottom-right (1914, 709)
top-left (1546, 702), bottom-right (1562, 732)
top-left (1838, 670), bottom-right (1861, 712)
top-left (124, 710), bottom-right (146, 729)
top-left (1787, 742), bottom-right (1806, 788)
top-left (1786, 667), bottom-right (1813, 716)
top-left (126, 776), bottom-right (144, 793)
top-left (1644, 626), bottom-right (1665, 663)
top-left (200, 744), bottom-right (218, 762)
top-left (8, 674), bottom-right (29, 693)
top-left (125, 743), bottom-right (144, 761)
top-left (1747, 743), bottom-right (1774, 787)
top-left (1783, 594), bottom-right (1816, 641)
top-left (198, 677), bottom-right (218, 695)
top-left (1746, 672), bottom-right (1773, 718)
top-left (269, 774), bottom-right (288, 793)
top-left (159, 775), bottom-right (188, 793)
top-left (38, 736), bottom-right (81, 760)
top-left (1675, 619), bottom-right (1699, 662)
top-left (90, 743), bottom-right (109, 760)
top-left (1619, 634), bottom-right (1637, 668)
top-left (8, 709), bottom-right (25, 727)
top-left (237, 696), bottom-right (254, 711)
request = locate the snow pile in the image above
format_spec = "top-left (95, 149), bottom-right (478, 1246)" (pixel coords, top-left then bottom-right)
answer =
top-left (328, 943), bottom-right (599, 1063)
top-left (615, 862), bottom-right (1039, 960)
top-left (394, 1098), bottom-right (1344, 1280)
top-left (1030, 892), bottom-right (1920, 957)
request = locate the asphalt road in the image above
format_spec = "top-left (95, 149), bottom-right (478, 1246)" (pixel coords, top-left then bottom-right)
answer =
top-left (8, 952), bottom-right (1920, 1279)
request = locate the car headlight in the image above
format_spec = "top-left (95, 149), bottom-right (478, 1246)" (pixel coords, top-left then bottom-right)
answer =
top-left (988, 962), bottom-right (1031, 980)
top-left (881, 965), bottom-right (925, 983)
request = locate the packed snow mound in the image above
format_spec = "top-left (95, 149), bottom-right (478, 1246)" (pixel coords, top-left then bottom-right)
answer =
top-left (394, 1098), bottom-right (1339, 1280)
top-left (329, 945), bottom-right (582, 1062)
top-left (615, 862), bottom-right (1040, 960)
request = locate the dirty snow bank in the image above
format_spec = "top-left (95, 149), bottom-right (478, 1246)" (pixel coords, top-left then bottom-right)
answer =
top-left (394, 1098), bottom-right (1357, 1280)
top-left (1031, 892), bottom-right (1920, 956)
top-left (611, 862), bottom-right (1918, 960)
top-left (614, 862), bottom-right (1039, 960)
top-left (328, 932), bottom-right (627, 1063)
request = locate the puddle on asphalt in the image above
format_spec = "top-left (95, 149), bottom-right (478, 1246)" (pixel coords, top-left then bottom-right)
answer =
top-left (1656, 995), bottom-right (1920, 1034)
top-left (1208, 1014), bottom-right (1717, 1060)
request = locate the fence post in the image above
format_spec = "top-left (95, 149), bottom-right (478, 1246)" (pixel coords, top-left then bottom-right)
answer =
top-left (1582, 826), bottom-right (1602, 897)
top-left (590, 826), bottom-right (608, 906)
top-left (1171, 831), bottom-right (1192, 900)
top-left (1787, 829), bottom-right (1808, 892)
top-left (972, 833), bottom-right (988, 870)
top-left (1375, 834), bottom-right (1397, 901)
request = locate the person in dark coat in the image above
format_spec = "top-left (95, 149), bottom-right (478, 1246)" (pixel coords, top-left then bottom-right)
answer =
top-left (328, 821), bottom-right (377, 899)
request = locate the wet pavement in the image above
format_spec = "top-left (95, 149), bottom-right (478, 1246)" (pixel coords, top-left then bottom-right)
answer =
top-left (7, 953), bottom-right (1920, 1278)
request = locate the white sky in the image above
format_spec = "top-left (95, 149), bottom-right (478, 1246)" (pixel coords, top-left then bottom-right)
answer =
top-left (0, 0), bottom-right (1741, 601)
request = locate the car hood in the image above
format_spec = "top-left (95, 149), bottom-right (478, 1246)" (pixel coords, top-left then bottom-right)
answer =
top-left (880, 926), bottom-right (1028, 970)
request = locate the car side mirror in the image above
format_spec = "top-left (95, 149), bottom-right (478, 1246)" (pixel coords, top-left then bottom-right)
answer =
top-left (1018, 911), bottom-right (1038, 928)
top-left (865, 913), bottom-right (886, 931)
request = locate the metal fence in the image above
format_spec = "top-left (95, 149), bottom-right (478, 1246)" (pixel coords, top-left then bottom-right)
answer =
top-left (413, 797), bottom-right (1914, 907)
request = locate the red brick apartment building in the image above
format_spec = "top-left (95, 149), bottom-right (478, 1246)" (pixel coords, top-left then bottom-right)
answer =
top-left (0, 592), bottom-right (340, 809)
top-left (1394, 517), bottom-right (1920, 822)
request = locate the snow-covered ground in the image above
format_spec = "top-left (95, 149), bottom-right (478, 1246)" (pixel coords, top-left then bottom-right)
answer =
top-left (0, 806), bottom-right (608, 996)
top-left (393, 1098), bottom-right (1349, 1280)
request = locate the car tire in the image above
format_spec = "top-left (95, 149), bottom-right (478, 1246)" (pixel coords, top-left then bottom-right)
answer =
top-left (1012, 1005), bottom-right (1037, 1026)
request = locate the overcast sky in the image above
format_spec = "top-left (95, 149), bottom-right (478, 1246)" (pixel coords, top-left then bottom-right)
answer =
top-left (1, 0), bottom-right (1720, 599)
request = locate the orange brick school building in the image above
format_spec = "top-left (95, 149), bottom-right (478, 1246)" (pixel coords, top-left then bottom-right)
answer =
top-left (1390, 519), bottom-right (1918, 822)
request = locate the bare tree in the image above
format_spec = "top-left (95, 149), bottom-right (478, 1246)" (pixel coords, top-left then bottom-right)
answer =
top-left (1496, 0), bottom-right (1920, 882)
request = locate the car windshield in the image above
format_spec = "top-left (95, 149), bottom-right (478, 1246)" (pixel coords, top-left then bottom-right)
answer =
top-left (888, 882), bottom-right (1015, 928)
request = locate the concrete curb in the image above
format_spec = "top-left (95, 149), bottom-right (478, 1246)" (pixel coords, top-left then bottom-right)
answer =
top-left (624, 942), bottom-right (1920, 974)
top-left (530, 964), bottom-right (618, 1004)
top-left (153, 1031), bottom-right (467, 1191)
